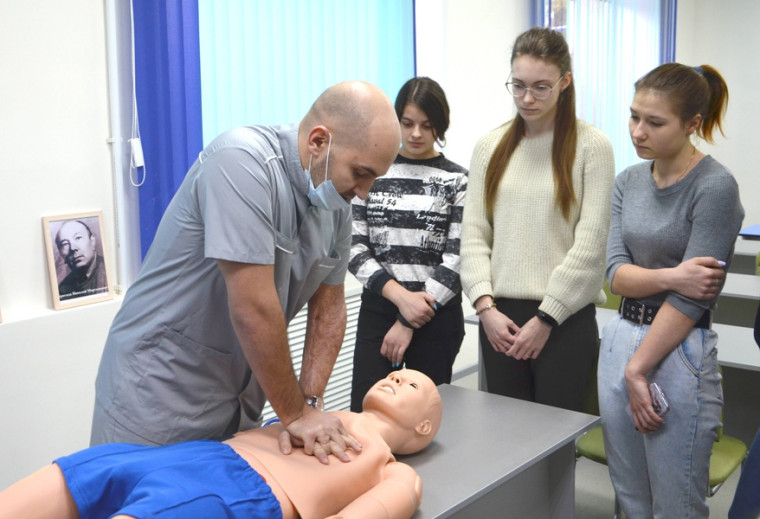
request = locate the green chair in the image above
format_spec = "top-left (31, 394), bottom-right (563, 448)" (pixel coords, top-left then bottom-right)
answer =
top-left (598, 280), bottom-right (622, 311)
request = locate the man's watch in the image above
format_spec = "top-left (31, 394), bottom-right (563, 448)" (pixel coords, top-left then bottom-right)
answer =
top-left (305, 395), bottom-right (323, 411)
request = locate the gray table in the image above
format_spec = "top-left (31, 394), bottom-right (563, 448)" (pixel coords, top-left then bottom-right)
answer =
top-left (400, 384), bottom-right (599, 518)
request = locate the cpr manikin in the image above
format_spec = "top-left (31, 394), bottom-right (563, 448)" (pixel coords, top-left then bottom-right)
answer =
top-left (0, 369), bottom-right (442, 519)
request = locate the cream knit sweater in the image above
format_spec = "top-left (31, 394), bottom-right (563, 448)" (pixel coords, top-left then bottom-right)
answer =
top-left (461, 119), bottom-right (615, 324)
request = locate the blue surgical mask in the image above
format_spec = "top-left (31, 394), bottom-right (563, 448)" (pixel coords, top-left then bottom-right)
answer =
top-left (306, 132), bottom-right (349, 211)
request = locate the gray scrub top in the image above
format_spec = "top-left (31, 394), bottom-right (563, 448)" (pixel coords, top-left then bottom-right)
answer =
top-left (94, 125), bottom-right (352, 444)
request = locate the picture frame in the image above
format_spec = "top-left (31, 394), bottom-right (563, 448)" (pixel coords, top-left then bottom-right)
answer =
top-left (42, 211), bottom-right (114, 310)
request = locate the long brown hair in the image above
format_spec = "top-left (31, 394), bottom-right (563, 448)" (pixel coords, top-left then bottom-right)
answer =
top-left (634, 63), bottom-right (729, 144)
top-left (485, 27), bottom-right (577, 220)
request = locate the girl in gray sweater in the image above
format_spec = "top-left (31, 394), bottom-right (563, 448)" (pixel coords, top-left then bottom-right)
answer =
top-left (598, 63), bottom-right (744, 518)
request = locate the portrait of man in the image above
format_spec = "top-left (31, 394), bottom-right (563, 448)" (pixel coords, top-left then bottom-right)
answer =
top-left (43, 212), bottom-right (113, 309)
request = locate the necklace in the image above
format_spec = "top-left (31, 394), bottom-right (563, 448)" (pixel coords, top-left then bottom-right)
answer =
top-left (653, 146), bottom-right (696, 187)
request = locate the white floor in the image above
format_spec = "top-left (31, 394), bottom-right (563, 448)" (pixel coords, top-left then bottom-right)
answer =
top-left (451, 372), bottom-right (741, 518)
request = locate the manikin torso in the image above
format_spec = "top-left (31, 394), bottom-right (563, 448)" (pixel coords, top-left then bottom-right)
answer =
top-left (225, 411), bottom-right (394, 519)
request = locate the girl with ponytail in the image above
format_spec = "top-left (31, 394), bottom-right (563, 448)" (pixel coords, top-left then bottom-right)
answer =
top-left (599, 62), bottom-right (744, 517)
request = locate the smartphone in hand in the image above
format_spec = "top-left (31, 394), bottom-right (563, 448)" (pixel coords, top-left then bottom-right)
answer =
top-left (625, 382), bottom-right (670, 422)
top-left (649, 382), bottom-right (669, 416)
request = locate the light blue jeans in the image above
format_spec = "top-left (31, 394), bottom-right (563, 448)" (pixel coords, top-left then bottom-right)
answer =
top-left (598, 314), bottom-right (722, 519)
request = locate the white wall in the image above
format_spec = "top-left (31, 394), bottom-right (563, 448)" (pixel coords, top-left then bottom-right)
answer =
top-left (0, 2), bottom-right (116, 322)
top-left (415, 0), bottom-right (528, 170)
top-left (0, 1), bottom-right (122, 488)
top-left (675, 1), bottom-right (760, 255)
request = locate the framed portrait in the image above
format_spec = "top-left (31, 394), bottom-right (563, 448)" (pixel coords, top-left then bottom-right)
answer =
top-left (42, 211), bottom-right (114, 310)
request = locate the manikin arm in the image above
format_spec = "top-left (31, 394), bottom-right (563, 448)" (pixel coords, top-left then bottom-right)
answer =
top-left (326, 462), bottom-right (422, 519)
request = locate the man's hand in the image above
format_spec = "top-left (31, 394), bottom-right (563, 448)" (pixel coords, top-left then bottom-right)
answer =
top-left (278, 407), bottom-right (362, 464)
top-left (381, 321), bottom-right (414, 365)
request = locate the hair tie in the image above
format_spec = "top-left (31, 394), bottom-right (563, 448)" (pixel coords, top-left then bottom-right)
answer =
top-left (694, 66), bottom-right (705, 76)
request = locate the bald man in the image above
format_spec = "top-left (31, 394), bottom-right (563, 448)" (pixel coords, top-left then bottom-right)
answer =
top-left (92, 81), bottom-right (401, 461)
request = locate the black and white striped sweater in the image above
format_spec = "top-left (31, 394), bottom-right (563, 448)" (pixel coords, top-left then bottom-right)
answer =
top-left (349, 153), bottom-right (468, 306)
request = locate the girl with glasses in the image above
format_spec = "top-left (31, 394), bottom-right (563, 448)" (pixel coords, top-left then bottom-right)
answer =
top-left (460, 27), bottom-right (615, 412)
top-left (598, 63), bottom-right (743, 518)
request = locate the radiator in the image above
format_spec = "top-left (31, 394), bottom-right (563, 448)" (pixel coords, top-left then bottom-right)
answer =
top-left (260, 287), bottom-right (362, 422)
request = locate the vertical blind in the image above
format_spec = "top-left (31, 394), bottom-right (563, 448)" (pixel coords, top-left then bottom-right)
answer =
top-left (133, 0), bottom-right (415, 256)
top-left (197, 0), bottom-right (415, 146)
top-left (539, 0), bottom-right (676, 174)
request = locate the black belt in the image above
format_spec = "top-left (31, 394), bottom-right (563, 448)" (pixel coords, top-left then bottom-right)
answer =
top-left (619, 298), bottom-right (712, 329)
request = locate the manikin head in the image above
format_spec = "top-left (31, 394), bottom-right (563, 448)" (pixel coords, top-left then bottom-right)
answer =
top-left (298, 80), bottom-right (401, 202)
top-left (361, 369), bottom-right (442, 455)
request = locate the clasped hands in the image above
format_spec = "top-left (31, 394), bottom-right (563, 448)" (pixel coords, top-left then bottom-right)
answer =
top-left (278, 406), bottom-right (362, 465)
top-left (480, 309), bottom-right (551, 360)
top-left (381, 290), bottom-right (437, 365)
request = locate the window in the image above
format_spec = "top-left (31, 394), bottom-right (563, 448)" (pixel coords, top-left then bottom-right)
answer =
top-left (128, 0), bottom-right (415, 266)
top-left (538, 0), bottom-right (677, 173)
top-left (198, 0), bottom-right (415, 145)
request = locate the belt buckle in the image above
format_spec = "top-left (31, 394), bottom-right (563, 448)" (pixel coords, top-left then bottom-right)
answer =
top-left (635, 302), bottom-right (645, 325)
top-left (623, 298), bottom-right (646, 325)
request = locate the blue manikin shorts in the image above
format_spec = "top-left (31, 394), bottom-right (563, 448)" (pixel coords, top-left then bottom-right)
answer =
top-left (54, 440), bottom-right (283, 519)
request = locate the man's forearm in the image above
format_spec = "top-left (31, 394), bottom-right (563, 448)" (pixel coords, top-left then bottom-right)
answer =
top-left (219, 260), bottom-right (308, 426)
top-left (300, 284), bottom-right (347, 398)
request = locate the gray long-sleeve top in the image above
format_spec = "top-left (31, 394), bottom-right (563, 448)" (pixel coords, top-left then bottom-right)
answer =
top-left (606, 155), bottom-right (744, 320)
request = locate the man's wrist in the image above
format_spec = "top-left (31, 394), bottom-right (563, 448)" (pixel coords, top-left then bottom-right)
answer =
top-left (305, 395), bottom-right (324, 411)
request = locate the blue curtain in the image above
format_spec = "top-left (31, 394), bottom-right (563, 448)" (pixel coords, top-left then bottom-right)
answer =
top-left (133, 0), bottom-right (203, 258)
top-left (660, 0), bottom-right (677, 63)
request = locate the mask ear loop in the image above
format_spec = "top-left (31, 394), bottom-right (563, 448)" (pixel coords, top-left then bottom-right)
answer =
top-left (324, 132), bottom-right (333, 182)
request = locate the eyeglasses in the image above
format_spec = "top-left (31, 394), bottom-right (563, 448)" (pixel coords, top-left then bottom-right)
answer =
top-left (505, 75), bottom-right (565, 100)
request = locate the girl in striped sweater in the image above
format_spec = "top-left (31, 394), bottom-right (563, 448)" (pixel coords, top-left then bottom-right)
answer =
top-left (349, 77), bottom-right (468, 411)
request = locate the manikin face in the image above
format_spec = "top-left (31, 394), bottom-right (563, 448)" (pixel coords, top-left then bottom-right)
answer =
top-left (510, 55), bottom-right (569, 131)
top-left (398, 103), bottom-right (438, 160)
top-left (362, 369), bottom-right (441, 432)
top-left (57, 221), bottom-right (97, 272)
top-left (629, 89), bottom-right (697, 161)
top-left (309, 124), bottom-right (399, 201)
